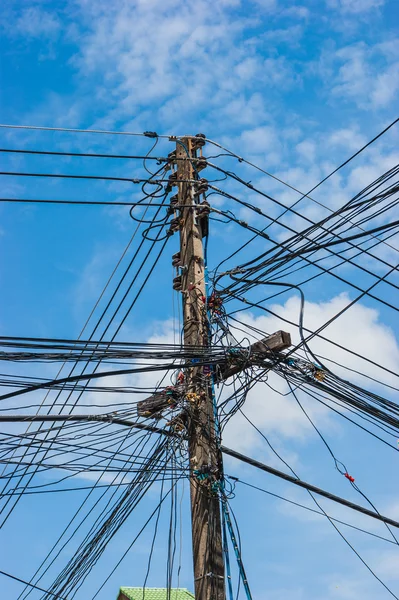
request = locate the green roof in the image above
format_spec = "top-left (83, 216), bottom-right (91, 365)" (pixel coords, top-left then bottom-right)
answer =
top-left (118, 588), bottom-right (195, 600)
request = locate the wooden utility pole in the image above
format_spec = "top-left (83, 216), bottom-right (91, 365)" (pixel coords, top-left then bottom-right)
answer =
top-left (175, 136), bottom-right (226, 600)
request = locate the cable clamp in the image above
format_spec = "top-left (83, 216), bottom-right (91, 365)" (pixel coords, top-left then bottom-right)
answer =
top-left (230, 268), bottom-right (244, 274)
top-left (194, 572), bottom-right (224, 581)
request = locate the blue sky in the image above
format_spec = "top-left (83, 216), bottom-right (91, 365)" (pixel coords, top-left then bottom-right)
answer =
top-left (1, 0), bottom-right (399, 599)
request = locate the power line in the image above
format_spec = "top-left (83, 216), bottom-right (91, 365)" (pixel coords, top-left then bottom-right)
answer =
top-left (231, 478), bottom-right (398, 545)
top-left (2, 408), bottom-right (397, 530)
top-left (0, 123), bottom-right (168, 137)
top-left (0, 170), bottom-right (172, 184)
top-left (0, 147), bottom-right (206, 162)
top-left (207, 116), bottom-right (399, 211)
top-left (0, 569), bottom-right (66, 598)
top-left (220, 446), bottom-right (399, 529)
top-left (0, 197), bottom-right (174, 206)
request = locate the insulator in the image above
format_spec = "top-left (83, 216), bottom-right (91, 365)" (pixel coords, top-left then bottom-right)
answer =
top-left (170, 194), bottom-right (178, 206)
top-left (199, 215), bottom-right (209, 237)
top-left (195, 158), bottom-right (207, 172)
top-left (168, 172), bottom-right (178, 186)
top-left (197, 200), bottom-right (210, 216)
top-left (173, 275), bottom-right (182, 291)
top-left (197, 201), bottom-right (210, 237)
top-left (168, 150), bottom-right (176, 163)
top-left (172, 251), bottom-right (181, 267)
top-left (170, 217), bottom-right (181, 232)
top-left (194, 178), bottom-right (208, 196)
top-left (192, 133), bottom-right (206, 149)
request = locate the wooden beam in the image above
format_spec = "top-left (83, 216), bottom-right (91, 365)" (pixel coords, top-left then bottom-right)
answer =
top-left (137, 387), bottom-right (180, 418)
top-left (218, 330), bottom-right (291, 381)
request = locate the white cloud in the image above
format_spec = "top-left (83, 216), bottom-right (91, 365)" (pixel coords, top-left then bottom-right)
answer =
top-left (370, 63), bottom-right (399, 107)
top-left (65, 0), bottom-right (300, 133)
top-left (221, 125), bottom-right (283, 167)
top-left (262, 134), bottom-right (399, 242)
top-left (295, 139), bottom-right (317, 163)
top-left (326, 0), bottom-right (385, 14)
top-left (262, 25), bottom-right (304, 46)
top-left (14, 7), bottom-right (61, 38)
top-left (328, 128), bottom-right (367, 150)
top-left (222, 292), bottom-right (399, 454)
top-left (240, 126), bottom-right (280, 154)
top-left (220, 93), bottom-right (269, 126)
top-left (325, 41), bottom-right (399, 109)
top-left (74, 470), bottom-right (132, 485)
top-left (253, 293), bottom-right (399, 385)
top-left (374, 550), bottom-right (399, 580)
top-left (262, 56), bottom-right (300, 88)
top-left (281, 6), bottom-right (310, 19)
top-left (250, 0), bottom-right (278, 10)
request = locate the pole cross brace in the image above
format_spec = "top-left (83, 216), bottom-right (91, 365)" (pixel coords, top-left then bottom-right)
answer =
top-left (217, 330), bottom-right (291, 381)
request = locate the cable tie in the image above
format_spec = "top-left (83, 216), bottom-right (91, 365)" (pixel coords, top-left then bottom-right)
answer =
top-left (344, 472), bottom-right (355, 483)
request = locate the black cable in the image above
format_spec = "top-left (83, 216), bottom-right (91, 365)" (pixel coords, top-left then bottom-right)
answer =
top-left (220, 446), bottom-right (399, 529)
top-left (0, 570), bottom-right (66, 598)
top-left (232, 478), bottom-right (398, 545)
top-left (0, 197), bottom-right (174, 206)
top-left (207, 116), bottom-right (399, 221)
